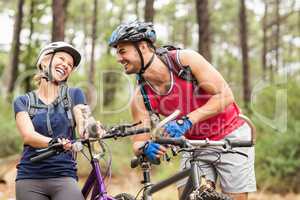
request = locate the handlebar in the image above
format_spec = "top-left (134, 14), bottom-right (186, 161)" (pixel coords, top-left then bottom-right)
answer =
top-left (30, 125), bottom-right (150, 163)
top-left (154, 137), bottom-right (253, 148)
top-left (30, 143), bottom-right (63, 163)
top-left (130, 137), bottom-right (253, 169)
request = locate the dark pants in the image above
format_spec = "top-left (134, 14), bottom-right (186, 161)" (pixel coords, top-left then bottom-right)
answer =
top-left (16, 177), bottom-right (84, 200)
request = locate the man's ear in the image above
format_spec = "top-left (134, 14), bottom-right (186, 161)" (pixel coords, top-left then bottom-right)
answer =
top-left (138, 41), bottom-right (149, 53)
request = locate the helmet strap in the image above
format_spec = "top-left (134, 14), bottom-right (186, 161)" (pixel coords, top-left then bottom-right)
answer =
top-left (140, 53), bottom-right (155, 74)
top-left (40, 52), bottom-right (68, 85)
top-left (47, 53), bottom-right (55, 82)
top-left (133, 43), bottom-right (155, 75)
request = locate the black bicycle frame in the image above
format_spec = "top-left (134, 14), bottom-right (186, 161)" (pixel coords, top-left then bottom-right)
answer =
top-left (142, 158), bottom-right (200, 200)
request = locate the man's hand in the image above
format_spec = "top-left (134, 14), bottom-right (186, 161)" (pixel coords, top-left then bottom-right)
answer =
top-left (164, 116), bottom-right (193, 138)
top-left (142, 141), bottom-right (167, 161)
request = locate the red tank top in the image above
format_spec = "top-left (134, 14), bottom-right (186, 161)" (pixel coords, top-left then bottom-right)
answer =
top-left (143, 51), bottom-right (244, 140)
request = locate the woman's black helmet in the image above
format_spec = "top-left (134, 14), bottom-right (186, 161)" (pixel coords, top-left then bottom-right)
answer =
top-left (109, 21), bottom-right (156, 47)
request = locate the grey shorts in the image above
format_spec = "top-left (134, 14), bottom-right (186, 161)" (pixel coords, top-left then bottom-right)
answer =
top-left (16, 177), bottom-right (84, 200)
top-left (177, 123), bottom-right (257, 193)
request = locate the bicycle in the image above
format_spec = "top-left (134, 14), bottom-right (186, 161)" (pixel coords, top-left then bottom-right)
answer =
top-left (30, 122), bottom-right (150, 200)
top-left (126, 112), bottom-right (256, 200)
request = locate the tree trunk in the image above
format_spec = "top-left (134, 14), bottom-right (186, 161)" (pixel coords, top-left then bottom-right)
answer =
top-left (195, 0), bottom-right (212, 62)
top-left (87, 0), bottom-right (98, 104)
top-left (103, 71), bottom-right (119, 106)
top-left (239, 0), bottom-right (251, 109)
top-left (52, 0), bottom-right (69, 42)
top-left (82, 2), bottom-right (89, 62)
top-left (1, 0), bottom-right (24, 96)
top-left (24, 0), bottom-right (35, 92)
top-left (135, 0), bottom-right (140, 20)
top-left (144, 0), bottom-right (155, 22)
top-left (275, 0), bottom-right (280, 72)
top-left (183, 18), bottom-right (189, 48)
top-left (262, 3), bottom-right (268, 80)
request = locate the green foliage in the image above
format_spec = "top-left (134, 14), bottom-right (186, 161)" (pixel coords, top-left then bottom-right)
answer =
top-left (0, 98), bottom-right (22, 157)
top-left (253, 80), bottom-right (300, 192)
top-left (0, 52), bottom-right (8, 77)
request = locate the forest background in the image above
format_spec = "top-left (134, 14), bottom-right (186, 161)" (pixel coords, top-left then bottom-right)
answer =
top-left (0, 0), bottom-right (299, 199)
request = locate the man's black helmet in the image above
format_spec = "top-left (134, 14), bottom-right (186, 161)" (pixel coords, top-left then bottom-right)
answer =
top-left (109, 21), bottom-right (156, 47)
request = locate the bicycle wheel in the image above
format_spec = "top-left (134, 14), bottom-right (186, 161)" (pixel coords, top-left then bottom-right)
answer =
top-left (198, 189), bottom-right (232, 200)
top-left (114, 193), bottom-right (135, 200)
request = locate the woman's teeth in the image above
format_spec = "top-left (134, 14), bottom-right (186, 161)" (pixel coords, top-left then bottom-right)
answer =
top-left (56, 68), bottom-right (65, 76)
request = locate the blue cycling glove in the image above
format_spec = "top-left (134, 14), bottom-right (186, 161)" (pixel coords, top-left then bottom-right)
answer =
top-left (164, 116), bottom-right (193, 138)
top-left (142, 141), bottom-right (161, 161)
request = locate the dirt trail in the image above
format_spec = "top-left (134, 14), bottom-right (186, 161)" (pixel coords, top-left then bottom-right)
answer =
top-left (1, 167), bottom-right (300, 200)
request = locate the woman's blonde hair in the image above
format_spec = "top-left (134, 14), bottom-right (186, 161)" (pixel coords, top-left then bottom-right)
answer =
top-left (33, 54), bottom-right (51, 86)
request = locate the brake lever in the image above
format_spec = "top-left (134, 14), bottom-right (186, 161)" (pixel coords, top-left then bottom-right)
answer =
top-left (151, 110), bottom-right (180, 139)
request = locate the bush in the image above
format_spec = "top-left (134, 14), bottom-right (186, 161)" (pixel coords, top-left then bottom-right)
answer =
top-left (0, 98), bottom-right (22, 157)
top-left (254, 80), bottom-right (300, 192)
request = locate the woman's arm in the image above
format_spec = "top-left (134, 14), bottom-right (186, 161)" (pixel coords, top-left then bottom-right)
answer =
top-left (16, 111), bottom-right (51, 148)
top-left (73, 104), bottom-right (86, 138)
top-left (179, 49), bottom-right (235, 124)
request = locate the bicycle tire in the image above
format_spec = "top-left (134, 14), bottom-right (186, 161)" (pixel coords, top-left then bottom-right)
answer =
top-left (198, 189), bottom-right (232, 200)
top-left (114, 193), bottom-right (135, 200)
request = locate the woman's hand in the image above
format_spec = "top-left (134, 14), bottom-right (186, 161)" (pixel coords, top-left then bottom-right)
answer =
top-left (95, 121), bottom-right (106, 138)
top-left (58, 138), bottom-right (72, 151)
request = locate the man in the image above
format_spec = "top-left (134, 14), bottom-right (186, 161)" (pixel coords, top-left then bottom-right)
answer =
top-left (109, 21), bottom-right (256, 200)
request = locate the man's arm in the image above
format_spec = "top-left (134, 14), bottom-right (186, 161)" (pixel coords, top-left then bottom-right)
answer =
top-left (131, 88), bottom-right (152, 155)
top-left (179, 49), bottom-right (235, 124)
top-left (130, 88), bottom-right (166, 157)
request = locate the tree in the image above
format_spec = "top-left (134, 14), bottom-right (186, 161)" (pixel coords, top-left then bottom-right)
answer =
top-left (239, 0), bottom-right (251, 109)
top-left (262, 2), bottom-right (268, 80)
top-left (23, 0), bottom-right (37, 92)
top-left (52, 0), bottom-right (69, 42)
top-left (1, 0), bottom-right (24, 97)
top-left (87, 0), bottom-right (98, 104)
top-left (274, 0), bottom-right (281, 72)
top-left (195, 0), bottom-right (211, 62)
top-left (144, 0), bottom-right (155, 22)
top-left (135, 0), bottom-right (140, 20)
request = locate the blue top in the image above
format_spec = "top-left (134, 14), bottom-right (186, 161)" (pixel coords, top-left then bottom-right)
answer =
top-left (13, 87), bottom-right (86, 180)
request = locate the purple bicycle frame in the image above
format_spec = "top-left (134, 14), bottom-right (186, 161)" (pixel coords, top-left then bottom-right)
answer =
top-left (81, 158), bottom-right (116, 200)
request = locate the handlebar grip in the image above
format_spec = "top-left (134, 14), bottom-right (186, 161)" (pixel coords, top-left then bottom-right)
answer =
top-left (102, 128), bottom-right (150, 139)
top-left (130, 157), bottom-right (140, 169)
top-left (155, 138), bottom-right (186, 147)
top-left (227, 139), bottom-right (253, 148)
top-left (130, 155), bottom-right (161, 168)
top-left (126, 128), bottom-right (150, 136)
top-left (30, 149), bottom-right (58, 163)
top-left (87, 122), bottom-right (98, 138)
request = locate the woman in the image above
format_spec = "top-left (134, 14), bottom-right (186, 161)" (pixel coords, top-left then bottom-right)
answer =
top-left (13, 42), bottom-right (98, 200)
